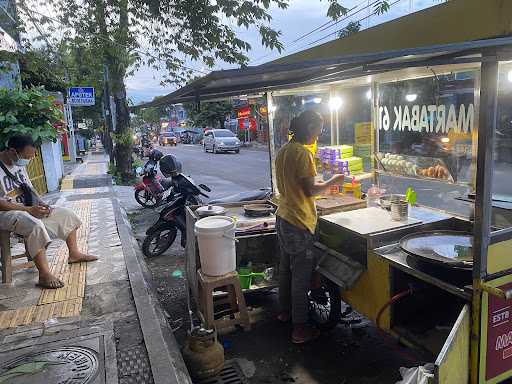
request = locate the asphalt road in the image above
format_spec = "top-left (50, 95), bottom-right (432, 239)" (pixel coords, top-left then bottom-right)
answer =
top-left (156, 143), bottom-right (512, 219)
top-left (158, 144), bottom-right (271, 200)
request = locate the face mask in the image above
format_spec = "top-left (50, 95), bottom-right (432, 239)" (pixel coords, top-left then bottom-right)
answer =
top-left (14, 152), bottom-right (30, 167)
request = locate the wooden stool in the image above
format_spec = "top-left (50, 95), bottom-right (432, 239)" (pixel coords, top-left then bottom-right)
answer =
top-left (197, 269), bottom-right (251, 332)
top-left (0, 231), bottom-right (35, 284)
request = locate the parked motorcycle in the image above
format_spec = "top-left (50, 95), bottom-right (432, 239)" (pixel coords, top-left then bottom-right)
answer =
top-left (133, 150), bottom-right (175, 208)
top-left (143, 156), bottom-right (210, 257)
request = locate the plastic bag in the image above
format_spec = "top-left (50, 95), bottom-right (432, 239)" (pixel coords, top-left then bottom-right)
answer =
top-left (396, 364), bottom-right (435, 384)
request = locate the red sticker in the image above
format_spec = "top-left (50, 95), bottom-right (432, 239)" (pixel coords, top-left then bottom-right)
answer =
top-left (487, 283), bottom-right (512, 380)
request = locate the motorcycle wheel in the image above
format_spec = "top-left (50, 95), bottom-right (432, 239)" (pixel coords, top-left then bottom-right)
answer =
top-left (134, 189), bottom-right (159, 208)
top-left (143, 224), bottom-right (178, 257)
top-left (308, 278), bottom-right (342, 331)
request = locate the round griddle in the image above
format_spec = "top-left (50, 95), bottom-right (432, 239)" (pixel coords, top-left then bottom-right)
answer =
top-left (243, 204), bottom-right (274, 217)
top-left (399, 230), bottom-right (473, 270)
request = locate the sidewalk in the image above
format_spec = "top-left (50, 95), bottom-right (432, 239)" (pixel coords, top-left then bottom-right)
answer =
top-left (0, 147), bottom-right (190, 383)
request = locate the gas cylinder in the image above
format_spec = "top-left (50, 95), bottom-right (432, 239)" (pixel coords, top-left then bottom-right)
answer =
top-left (182, 327), bottom-right (224, 380)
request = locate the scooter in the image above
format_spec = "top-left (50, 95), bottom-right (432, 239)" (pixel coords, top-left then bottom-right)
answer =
top-left (133, 160), bottom-right (175, 208)
top-left (142, 173), bottom-right (210, 257)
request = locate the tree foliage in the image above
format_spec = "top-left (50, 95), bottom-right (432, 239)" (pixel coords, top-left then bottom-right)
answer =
top-left (184, 101), bottom-right (233, 129)
top-left (0, 87), bottom-right (62, 149)
top-left (17, 0), bottom-right (389, 180)
top-left (338, 21), bottom-right (361, 39)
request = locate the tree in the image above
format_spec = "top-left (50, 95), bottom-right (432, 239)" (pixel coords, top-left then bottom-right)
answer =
top-left (338, 21), bottom-right (361, 39)
top-left (19, 0), bottom-right (390, 181)
top-left (141, 107), bottom-right (161, 130)
top-left (184, 101), bottom-right (233, 129)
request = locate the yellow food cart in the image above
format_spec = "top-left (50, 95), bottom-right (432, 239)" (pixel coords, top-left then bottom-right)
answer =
top-left (144, 31), bottom-right (512, 383)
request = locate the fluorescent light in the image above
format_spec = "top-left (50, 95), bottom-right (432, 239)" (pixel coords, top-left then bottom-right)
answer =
top-left (313, 97), bottom-right (322, 104)
top-left (508, 70), bottom-right (512, 83)
top-left (301, 99), bottom-right (305, 105)
top-left (367, 76), bottom-right (372, 83)
top-left (405, 93), bottom-right (417, 102)
top-left (441, 137), bottom-right (450, 143)
top-left (366, 90), bottom-right (372, 100)
top-left (329, 97), bottom-right (343, 111)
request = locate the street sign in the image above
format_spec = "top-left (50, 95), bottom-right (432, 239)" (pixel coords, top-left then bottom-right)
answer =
top-left (68, 87), bottom-right (95, 106)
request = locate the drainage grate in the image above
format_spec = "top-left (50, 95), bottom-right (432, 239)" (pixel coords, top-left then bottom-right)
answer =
top-left (117, 345), bottom-right (154, 384)
top-left (194, 361), bottom-right (245, 384)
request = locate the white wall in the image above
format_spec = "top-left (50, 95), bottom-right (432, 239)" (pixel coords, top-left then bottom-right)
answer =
top-left (41, 139), bottom-right (64, 192)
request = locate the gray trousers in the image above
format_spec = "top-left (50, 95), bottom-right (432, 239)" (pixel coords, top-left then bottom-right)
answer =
top-left (0, 207), bottom-right (81, 257)
top-left (277, 217), bottom-right (316, 325)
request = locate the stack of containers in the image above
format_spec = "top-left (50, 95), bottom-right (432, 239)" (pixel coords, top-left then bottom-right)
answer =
top-left (354, 144), bottom-right (372, 171)
top-left (317, 145), bottom-right (364, 176)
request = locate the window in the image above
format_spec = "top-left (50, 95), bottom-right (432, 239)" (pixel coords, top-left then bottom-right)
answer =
top-left (213, 130), bottom-right (235, 138)
top-left (376, 70), bottom-right (477, 217)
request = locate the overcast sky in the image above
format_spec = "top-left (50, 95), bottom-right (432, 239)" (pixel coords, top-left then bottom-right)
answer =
top-left (126, 0), bottom-right (444, 104)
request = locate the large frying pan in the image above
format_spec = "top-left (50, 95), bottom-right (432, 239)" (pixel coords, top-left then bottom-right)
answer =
top-left (399, 230), bottom-right (473, 270)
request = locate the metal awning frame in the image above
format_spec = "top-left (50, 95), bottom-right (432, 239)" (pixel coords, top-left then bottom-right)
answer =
top-left (134, 36), bottom-right (512, 109)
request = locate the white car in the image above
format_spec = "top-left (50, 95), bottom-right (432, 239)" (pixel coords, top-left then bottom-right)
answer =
top-left (203, 129), bottom-right (241, 154)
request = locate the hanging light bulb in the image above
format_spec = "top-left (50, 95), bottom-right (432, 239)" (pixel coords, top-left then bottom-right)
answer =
top-left (329, 96), bottom-right (343, 111)
top-left (405, 93), bottom-right (418, 103)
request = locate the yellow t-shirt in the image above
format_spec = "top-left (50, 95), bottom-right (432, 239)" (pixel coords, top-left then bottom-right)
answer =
top-left (275, 140), bottom-right (317, 234)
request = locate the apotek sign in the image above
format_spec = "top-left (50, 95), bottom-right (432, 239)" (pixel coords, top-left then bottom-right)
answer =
top-left (68, 87), bottom-right (95, 106)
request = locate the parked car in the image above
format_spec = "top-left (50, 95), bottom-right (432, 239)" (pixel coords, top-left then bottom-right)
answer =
top-left (159, 132), bottom-right (177, 146)
top-left (203, 129), bottom-right (241, 154)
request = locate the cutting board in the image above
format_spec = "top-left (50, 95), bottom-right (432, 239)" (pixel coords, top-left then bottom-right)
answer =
top-left (316, 195), bottom-right (366, 216)
top-left (321, 207), bottom-right (422, 236)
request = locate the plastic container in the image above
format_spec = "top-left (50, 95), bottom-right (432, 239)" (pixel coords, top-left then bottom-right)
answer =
top-left (195, 216), bottom-right (236, 276)
top-left (343, 182), bottom-right (362, 199)
top-left (366, 184), bottom-right (381, 208)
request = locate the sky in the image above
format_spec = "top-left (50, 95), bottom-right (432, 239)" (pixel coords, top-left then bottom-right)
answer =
top-left (126, 0), bottom-right (446, 104)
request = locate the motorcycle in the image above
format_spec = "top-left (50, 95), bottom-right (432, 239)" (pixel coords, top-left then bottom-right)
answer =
top-left (142, 173), bottom-right (210, 257)
top-left (133, 160), bottom-right (175, 208)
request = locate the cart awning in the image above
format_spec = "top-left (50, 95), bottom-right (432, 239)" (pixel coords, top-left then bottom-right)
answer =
top-left (134, 36), bottom-right (512, 109)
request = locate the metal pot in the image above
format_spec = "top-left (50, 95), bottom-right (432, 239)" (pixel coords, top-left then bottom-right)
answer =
top-left (196, 205), bottom-right (227, 217)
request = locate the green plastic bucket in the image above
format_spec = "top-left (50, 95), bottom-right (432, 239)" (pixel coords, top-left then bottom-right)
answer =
top-left (238, 267), bottom-right (252, 289)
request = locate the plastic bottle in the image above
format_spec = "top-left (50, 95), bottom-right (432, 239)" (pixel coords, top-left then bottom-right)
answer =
top-left (367, 184), bottom-right (381, 208)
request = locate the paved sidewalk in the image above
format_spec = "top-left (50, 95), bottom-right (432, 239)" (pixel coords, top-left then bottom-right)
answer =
top-left (0, 147), bottom-right (190, 383)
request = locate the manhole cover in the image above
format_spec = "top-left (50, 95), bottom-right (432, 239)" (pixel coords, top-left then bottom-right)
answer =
top-left (194, 361), bottom-right (244, 384)
top-left (0, 346), bottom-right (99, 384)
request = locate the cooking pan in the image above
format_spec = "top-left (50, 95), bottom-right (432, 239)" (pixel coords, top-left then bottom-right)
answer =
top-left (399, 230), bottom-right (473, 270)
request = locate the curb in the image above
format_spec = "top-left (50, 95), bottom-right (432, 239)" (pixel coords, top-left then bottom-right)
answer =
top-left (111, 193), bottom-right (192, 384)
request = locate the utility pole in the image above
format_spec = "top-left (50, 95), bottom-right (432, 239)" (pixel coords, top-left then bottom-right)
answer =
top-left (103, 65), bottom-right (114, 165)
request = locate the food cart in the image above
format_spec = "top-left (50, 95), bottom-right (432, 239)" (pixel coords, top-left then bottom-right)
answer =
top-left (152, 35), bottom-right (512, 383)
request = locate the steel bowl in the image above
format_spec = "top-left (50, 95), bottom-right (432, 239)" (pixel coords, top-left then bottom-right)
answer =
top-left (379, 194), bottom-right (406, 210)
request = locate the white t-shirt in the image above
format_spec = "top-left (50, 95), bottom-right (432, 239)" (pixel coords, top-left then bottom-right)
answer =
top-left (0, 161), bottom-right (31, 204)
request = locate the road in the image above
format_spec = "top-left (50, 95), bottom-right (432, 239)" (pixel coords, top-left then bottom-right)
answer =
top-left (158, 144), bottom-right (271, 200)
top-left (157, 143), bottom-right (512, 218)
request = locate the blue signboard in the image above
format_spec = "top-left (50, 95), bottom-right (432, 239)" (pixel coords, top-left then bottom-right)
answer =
top-left (68, 87), bottom-right (95, 106)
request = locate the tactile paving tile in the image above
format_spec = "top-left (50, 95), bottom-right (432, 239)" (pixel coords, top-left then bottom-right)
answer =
top-left (0, 298), bottom-right (82, 328)
top-left (60, 176), bottom-right (75, 191)
top-left (117, 346), bottom-right (154, 384)
top-left (38, 200), bottom-right (90, 305)
top-left (0, 200), bottom-right (91, 329)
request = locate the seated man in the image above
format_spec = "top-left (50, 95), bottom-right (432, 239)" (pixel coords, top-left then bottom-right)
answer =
top-left (0, 135), bottom-right (97, 289)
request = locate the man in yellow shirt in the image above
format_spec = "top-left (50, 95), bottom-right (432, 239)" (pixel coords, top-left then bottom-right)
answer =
top-left (275, 110), bottom-right (344, 344)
